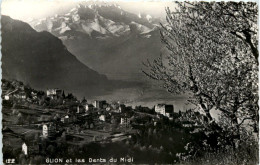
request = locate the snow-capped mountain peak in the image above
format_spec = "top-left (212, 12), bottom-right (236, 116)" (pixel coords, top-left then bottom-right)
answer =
top-left (138, 13), bottom-right (142, 18)
top-left (146, 14), bottom-right (152, 22)
top-left (28, 3), bottom-right (159, 40)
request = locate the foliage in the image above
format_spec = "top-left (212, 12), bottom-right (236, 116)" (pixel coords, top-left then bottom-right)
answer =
top-left (143, 1), bottom-right (258, 163)
top-left (143, 1), bottom-right (258, 139)
top-left (178, 137), bottom-right (258, 165)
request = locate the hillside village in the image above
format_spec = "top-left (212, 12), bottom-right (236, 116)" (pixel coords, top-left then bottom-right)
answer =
top-left (1, 1), bottom-right (258, 164)
top-left (2, 79), bottom-right (205, 164)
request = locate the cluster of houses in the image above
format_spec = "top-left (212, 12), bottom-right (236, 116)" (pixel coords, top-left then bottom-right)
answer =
top-left (2, 85), bottom-right (175, 131)
top-left (2, 82), bottom-right (175, 123)
top-left (3, 79), bottom-right (204, 164)
top-left (2, 84), bottom-right (176, 157)
top-left (2, 81), bottom-right (27, 101)
top-left (2, 80), bottom-right (43, 105)
top-left (20, 100), bottom-right (175, 156)
top-left (45, 88), bottom-right (133, 126)
top-left (21, 108), bottom-right (132, 156)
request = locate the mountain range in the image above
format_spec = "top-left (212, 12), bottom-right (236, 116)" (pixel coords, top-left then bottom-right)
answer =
top-left (1, 4), bottom-right (185, 108)
top-left (28, 3), bottom-right (164, 80)
top-left (29, 3), bottom-right (161, 39)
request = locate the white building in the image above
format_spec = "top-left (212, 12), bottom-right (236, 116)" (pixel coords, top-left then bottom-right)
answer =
top-left (22, 143), bottom-right (28, 155)
top-left (14, 92), bottom-right (26, 99)
top-left (106, 107), bottom-right (111, 111)
top-left (119, 104), bottom-right (126, 112)
top-left (42, 124), bottom-right (56, 138)
top-left (94, 100), bottom-right (107, 109)
top-left (77, 105), bottom-right (84, 113)
top-left (99, 115), bottom-right (105, 122)
top-left (85, 104), bottom-right (94, 112)
top-left (120, 117), bottom-right (130, 127)
top-left (22, 141), bottom-right (39, 156)
top-left (155, 104), bottom-right (174, 119)
top-left (46, 88), bottom-right (62, 98)
top-left (3, 89), bottom-right (19, 100)
top-left (4, 95), bottom-right (9, 100)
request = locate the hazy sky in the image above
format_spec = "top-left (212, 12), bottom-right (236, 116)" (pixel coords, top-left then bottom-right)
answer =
top-left (1, 0), bottom-right (176, 22)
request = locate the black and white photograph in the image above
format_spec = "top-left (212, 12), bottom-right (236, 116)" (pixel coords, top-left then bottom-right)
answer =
top-left (1, 0), bottom-right (259, 164)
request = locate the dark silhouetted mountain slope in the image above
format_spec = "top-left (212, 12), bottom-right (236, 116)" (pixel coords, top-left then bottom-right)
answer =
top-left (1, 15), bottom-right (132, 97)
